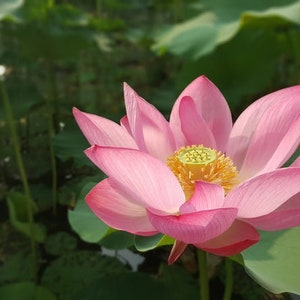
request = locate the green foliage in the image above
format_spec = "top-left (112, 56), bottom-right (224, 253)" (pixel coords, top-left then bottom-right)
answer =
top-left (1, 0), bottom-right (300, 299)
top-left (135, 234), bottom-right (174, 252)
top-left (0, 282), bottom-right (56, 300)
top-left (242, 227), bottom-right (300, 294)
top-left (52, 127), bottom-right (90, 167)
top-left (0, 223), bottom-right (35, 284)
top-left (218, 259), bottom-right (268, 300)
top-left (0, 0), bottom-right (24, 20)
top-left (153, 0), bottom-right (300, 59)
top-left (7, 192), bottom-right (46, 242)
top-left (41, 251), bottom-right (128, 300)
top-left (174, 26), bottom-right (282, 111)
top-left (99, 231), bottom-right (134, 250)
top-left (74, 272), bottom-right (170, 300)
top-left (153, 0), bottom-right (300, 115)
top-left (153, 13), bottom-right (239, 59)
top-left (72, 263), bottom-right (200, 300)
top-left (44, 231), bottom-right (77, 256)
top-left (68, 182), bottom-right (109, 243)
top-left (158, 264), bottom-right (198, 300)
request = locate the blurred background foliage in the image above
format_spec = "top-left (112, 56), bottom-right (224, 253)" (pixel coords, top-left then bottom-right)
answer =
top-left (0, 0), bottom-right (300, 299)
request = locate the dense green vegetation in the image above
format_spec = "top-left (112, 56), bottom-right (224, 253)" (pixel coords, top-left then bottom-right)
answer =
top-left (1, 0), bottom-right (300, 299)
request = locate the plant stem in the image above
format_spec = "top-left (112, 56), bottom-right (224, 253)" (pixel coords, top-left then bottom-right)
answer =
top-left (197, 249), bottom-right (209, 300)
top-left (96, 0), bottom-right (102, 16)
top-left (223, 258), bottom-right (234, 300)
top-left (0, 76), bottom-right (38, 281)
top-left (45, 62), bottom-right (58, 214)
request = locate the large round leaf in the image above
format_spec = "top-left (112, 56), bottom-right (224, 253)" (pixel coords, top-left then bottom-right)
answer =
top-left (0, 0), bottom-right (23, 20)
top-left (153, 0), bottom-right (300, 59)
top-left (68, 182), bottom-right (109, 243)
top-left (135, 234), bottom-right (174, 252)
top-left (174, 27), bottom-right (281, 112)
top-left (41, 251), bottom-right (127, 300)
top-left (74, 272), bottom-right (170, 300)
top-left (0, 282), bottom-right (56, 300)
top-left (242, 227), bottom-right (300, 294)
top-left (99, 231), bottom-right (134, 250)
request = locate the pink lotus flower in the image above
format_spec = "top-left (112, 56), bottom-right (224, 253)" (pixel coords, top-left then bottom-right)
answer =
top-left (73, 75), bottom-right (300, 263)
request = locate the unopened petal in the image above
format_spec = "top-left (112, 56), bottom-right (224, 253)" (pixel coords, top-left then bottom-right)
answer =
top-left (86, 178), bottom-right (158, 235)
top-left (73, 107), bottom-right (137, 148)
top-left (85, 146), bottom-right (185, 214)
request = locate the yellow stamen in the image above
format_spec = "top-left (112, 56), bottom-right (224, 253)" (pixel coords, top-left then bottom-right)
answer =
top-left (167, 145), bottom-right (239, 200)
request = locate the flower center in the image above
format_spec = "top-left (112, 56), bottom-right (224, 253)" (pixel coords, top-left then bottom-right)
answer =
top-left (177, 146), bottom-right (217, 165)
top-left (167, 145), bottom-right (239, 200)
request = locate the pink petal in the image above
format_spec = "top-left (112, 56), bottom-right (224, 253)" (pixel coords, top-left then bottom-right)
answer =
top-left (123, 83), bottom-right (176, 161)
top-left (73, 107), bottom-right (137, 148)
top-left (227, 88), bottom-right (292, 168)
top-left (170, 75), bottom-right (232, 151)
top-left (178, 96), bottom-right (216, 148)
top-left (180, 181), bottom-right (225, 213)
top-left (258, 116), bottom-right (300, 175)
top-left (243, 191), bottom-right (300, 230)
top-left (196, 220), bottom-right (259, 256)
top-left (227, 86), bottom-right (300, 179)
top-left (225, 168), bottom-right (300, 218)
top-left (85, 146), bottom-right (185, 214)
top-left (147, 207), bottom-right (237, 244)
top-left (244, 208), bottom-right (300, 231)
top-left (86, 178), bottom-right (158, 235)
top-left (168, 240), bottom-right (188, 264)
top-left (120, 115), bottom-right (132, 135)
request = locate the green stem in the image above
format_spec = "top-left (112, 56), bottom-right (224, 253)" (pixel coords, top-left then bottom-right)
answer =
top-left (0, 77), bottom-right (38, 281)
top-left (223, 258), bottom-right (234, 300)
top-left (197, 249), bottom-right (209, 300)
top-left (96, 0), bottom-right (102, 16)
top-left (45, 62), bottom-right (58, 214)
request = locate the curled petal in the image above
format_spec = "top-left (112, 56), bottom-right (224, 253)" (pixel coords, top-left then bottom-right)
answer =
top-left (73, 107), bottom-right (137, 148)
top-left (124, 83), bottom-right (176, 161)
top-left (85, 146), bottom-right (185, 214)
top-left (147, 207), bottom-right (237, 244)
top-left (86, 179), bottom-right (158, 235)
top-left (196, 220), bottom-right (259, 256)
top-left (227, 86), bottom-right (300, 179)
top-left (170, 75), bottom-right (232, 151)
top-left (120, 115), bottom-right (132, 135)
top-left (225, 168), bottom-right (300, 218)
top-left (168, 240), bottom-right (188, 265)
top-left (180, 181), bottom-right (225, 213)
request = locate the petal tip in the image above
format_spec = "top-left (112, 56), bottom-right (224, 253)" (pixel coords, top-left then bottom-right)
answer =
top-left (72, 106), bottom-right (81, 116)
